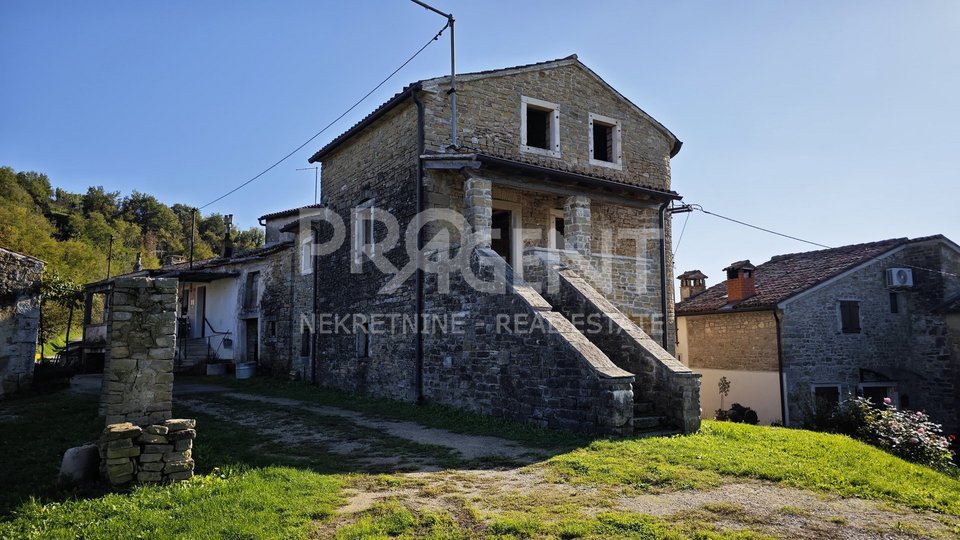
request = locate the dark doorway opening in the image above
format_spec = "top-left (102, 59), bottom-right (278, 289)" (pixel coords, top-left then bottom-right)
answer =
top-left (491, 209), bottom-right (512, 266)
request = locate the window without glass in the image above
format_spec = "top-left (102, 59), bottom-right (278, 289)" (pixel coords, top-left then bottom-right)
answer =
top-left (839, 300), bottom-right (860, 333)
top-left (889, 292), bottom-right (899, 314)
top-left (300, 325), bottom-right (311, 357)
top-left (520, 96), bottom-right (561, 157)
top-left (353, 199), bottom-right (375, 265)
top-left (588, 112), bottom-right (622, 168)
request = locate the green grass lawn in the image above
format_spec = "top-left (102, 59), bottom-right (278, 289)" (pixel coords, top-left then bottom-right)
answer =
top-left (1, 383), bottom-right (958, 538)
top-left (547, 420), bottom-right (960, 515)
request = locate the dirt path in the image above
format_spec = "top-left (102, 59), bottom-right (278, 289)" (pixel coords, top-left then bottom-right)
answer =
top-left (178, 388), bottom-right (960, 539)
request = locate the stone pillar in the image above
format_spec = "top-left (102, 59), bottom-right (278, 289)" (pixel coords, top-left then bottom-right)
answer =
top-left (564, 196), bottom-right (591, 254)
top-left (100, 277), bottom-right (178, 426)
top-left (0, 249), bottom-right (44, 397)
top-left (464, 175), bottom-right (492, 248)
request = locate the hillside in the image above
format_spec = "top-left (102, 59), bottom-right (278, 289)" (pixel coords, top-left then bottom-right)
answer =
top-left (0, 165), bottom-right (264, 347)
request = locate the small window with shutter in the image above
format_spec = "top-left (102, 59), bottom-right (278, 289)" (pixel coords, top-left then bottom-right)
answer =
top-left (839, 300), bottom-right (861, 334)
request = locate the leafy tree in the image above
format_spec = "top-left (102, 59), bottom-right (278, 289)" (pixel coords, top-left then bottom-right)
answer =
top-left (82, 186), bottom-right (120, 218)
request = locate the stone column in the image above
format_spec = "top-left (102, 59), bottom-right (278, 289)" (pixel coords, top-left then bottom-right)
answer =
top-left (100, 277), bottom-right (178, 426)
top-left (564, 196), bottom-right (592, 255)
top-left (464, 175), bottom-right (492, 248)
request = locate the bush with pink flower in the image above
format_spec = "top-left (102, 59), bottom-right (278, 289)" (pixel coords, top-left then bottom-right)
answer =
top-left (833, 396), bottom-right (956, 472)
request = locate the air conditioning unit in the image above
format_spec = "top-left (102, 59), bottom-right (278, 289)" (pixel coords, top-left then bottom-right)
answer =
top-left (886, 268), bottom-right (913, 288)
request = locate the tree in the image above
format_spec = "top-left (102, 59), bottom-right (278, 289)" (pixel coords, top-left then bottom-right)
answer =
top-left (82, 186), bottom-right (120, 218)
top-left (15, 171), bottom-right (53, 211)
top-left (235, 226), bottom-right (265, 252)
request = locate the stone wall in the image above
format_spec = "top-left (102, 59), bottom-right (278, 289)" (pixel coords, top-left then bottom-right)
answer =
top-left (101, 277), bottom-right (177, 425)
top-left (544, 268), bottom-right (700, 433)
top-left (422, 247), bottom-right (634, 434)
top-left (99, 418), bottom-right (196, 485)
top-left (0, 248), bottom-right (43, 397)
top-left (421, 61), bottom-right (676, 191)
top-left (681, 311), bottom-right (779, 371)
top-left (781, 240), bottom-right (960, 435)
top-left (312, 97), bottom-right (420, 401)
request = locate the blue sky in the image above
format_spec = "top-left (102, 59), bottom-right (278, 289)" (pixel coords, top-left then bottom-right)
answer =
top-left (2, 1), bottom-right (958, 288)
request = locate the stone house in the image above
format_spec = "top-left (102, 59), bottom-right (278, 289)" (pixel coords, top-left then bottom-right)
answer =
top-left (83, 242), bottom-right (296, 376)
top-left (675, 235), bottom-right (960, 435)
top-left (295, 55), bottom-right (701, 434)
top-left (0, 246), bottom-right (45, 396)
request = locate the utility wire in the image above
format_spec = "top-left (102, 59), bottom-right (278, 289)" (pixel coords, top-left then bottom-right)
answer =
top-left (689, 204), bottom-right (832, 249)
top-left (198, 23), bottom-right (450, 210)
top-left (672, 210), bottom-right (691, 257)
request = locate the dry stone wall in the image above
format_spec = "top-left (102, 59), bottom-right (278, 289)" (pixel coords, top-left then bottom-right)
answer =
top-left (0, 248), bottom-right (44, 397)
top-left (99, 419), bottom-right (196, 485)
top-left (101, 277), bottom-right (177, 425)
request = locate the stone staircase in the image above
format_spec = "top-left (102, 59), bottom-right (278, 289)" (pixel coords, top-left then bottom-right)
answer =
top-left (177, 337), bottom-right (212, 370)
top-left (535, 263), bottom-right (702, 434)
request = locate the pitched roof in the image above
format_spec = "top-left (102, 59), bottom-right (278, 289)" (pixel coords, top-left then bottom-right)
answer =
top-left (308, 54), bottom-right (681, 163)
top-left (678, 270), bottom-right (707, 280)
top-left (933, 291), bottom-right (960, 314)
top-left (259, 203), bottom-right (325, 222)
top-left (676, 236), bottom-right (948, 315)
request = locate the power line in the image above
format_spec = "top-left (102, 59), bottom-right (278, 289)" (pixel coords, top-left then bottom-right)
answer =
top-left (198, 23), bottom-right (450, 210)
top-left (690, 204), bottom-right (832, 249)
top-left (672, 210), bottom-right (691, 257)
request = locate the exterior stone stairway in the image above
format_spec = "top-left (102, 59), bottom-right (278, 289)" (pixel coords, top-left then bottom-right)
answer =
top-left (177, 337), bottom-right (212, 370)
top-left (536, 264), bottom-right (702, 434)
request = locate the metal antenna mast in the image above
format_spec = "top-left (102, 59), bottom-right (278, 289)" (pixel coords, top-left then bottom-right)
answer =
top-left (410, 0), bottom-right (457, 148)
top-left (297, 167), bottom-right (321, 204)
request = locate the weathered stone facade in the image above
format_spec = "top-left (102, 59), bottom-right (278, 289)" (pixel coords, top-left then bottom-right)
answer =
top-left (101, 277), bottom-right (177, 426)
top-left (681, 311), bottom-right (779, 372)
top-left (781, 241), bottom-right (960, 434)
top-left (677, 236), bottom-right (960, 434)
top-left (303, 57), bottom-right (691, 434)
top-left (0, 247), bottom-right (44, 397)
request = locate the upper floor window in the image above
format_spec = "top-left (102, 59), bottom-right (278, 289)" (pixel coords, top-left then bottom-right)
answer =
top-left (520, 96), bottom-right (561, 158)
top-left (588, 112), bottom-right (622, 169)
top-left (838, 300), bottom-right (860, 334)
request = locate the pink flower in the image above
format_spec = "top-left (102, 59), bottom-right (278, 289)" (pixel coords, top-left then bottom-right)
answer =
top-left (883, 397), bottom-right (892, 405)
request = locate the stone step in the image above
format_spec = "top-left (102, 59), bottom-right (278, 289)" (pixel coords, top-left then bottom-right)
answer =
top-left (633, 401), bottom-right (654, 415)
top-left (632, 415), bottom-right (666, 431)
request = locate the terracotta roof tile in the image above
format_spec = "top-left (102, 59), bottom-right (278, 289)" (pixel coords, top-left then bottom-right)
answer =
top-left (676, 237), bottom-right (920, 314)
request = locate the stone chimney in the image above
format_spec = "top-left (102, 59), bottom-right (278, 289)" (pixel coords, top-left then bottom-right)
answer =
top-left (222, 214), bottom-right (234, 258)
top-left (678, 270), bottom-right (708, 301)
top-left (724, 260), bottom-right (756, 303)
top-left (133, 252), bottom-right (143, 272)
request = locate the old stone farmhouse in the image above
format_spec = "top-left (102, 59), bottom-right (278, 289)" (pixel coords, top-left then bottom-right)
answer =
top-left (83, 55), bottom-right (701, 435)
top-left (288, 55), bottom-right (701, 434)
top-left (675, 235), bottom-right (960, 436)
top-left (83, 242), bottom-right (296, 376)
top-left (0, 246), bottom-right (44, 396)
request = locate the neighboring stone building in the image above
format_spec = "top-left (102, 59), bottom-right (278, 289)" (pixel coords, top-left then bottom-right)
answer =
top-left (83, 242), bottom-right (295, 376)
top-left (676, 235), bottom-right (960, 435)
top-left (0, 246), bottom-right (44, 396)
top-left (295, 55), bottom-right (701, 434)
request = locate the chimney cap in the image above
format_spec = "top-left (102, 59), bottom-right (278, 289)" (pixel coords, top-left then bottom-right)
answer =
top-left (723, 260), bottom-right (755, 272)
top-left (678, 270), bottom-right (708, 280)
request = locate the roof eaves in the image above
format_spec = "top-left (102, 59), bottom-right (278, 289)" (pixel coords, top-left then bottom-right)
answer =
top-left (308, 83), bottom-right (421, 163)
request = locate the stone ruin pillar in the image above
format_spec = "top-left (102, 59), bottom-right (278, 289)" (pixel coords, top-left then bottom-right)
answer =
top-left (100, 277), bottom-right (178, 425)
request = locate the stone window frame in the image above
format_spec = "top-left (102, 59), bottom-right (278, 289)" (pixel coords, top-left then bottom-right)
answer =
top-left (836, 299), bottom-right (862, 334)
top-left (300, 235), bottom-right (313, 275)
top-left (547, 208), bottom-right (565, 251)
top-left (588, 112), bottom-right (623, 170)
top-left (352, 199), bottom-right (376, 266)
top-left (520, 95), bottom-right (562, 158)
